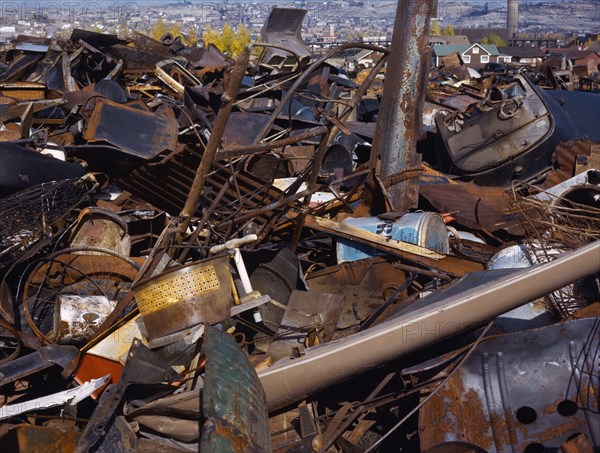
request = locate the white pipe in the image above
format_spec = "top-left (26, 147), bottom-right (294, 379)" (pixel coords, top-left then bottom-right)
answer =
top-left (233, 248), bottom-right (253, 295)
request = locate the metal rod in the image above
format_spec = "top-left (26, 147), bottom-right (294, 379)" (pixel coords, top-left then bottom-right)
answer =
top-left (179, 46), bottom-right (251, 223)
top-left (216, 126), bottom-right (328, 159)
top-left (369, 0), bottom-right (435, 212)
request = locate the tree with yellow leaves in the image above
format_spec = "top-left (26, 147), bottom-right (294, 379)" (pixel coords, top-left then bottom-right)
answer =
top-left (233, 24), bottom-right (251, 55)
top-left (150, 16), bottom-right (168, 41)
top-left (203, 24), bottom-right (223, 49)
top-left (203, 23), bottom-right (252, 57)
top-left (169, 24), bottom-right (182, 40)
top-left (442, 24), bottom-right (455, 36)
top-left (186, 28), bottom-right (199, 47)
top-left (221, 23), bottom-right (236, 54)
top-left (482, 33), bottom-right (506, 47)
top-left (431, 20), bottom-right (441, 36)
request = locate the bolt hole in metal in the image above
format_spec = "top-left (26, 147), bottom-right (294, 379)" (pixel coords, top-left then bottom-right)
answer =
top-left (524, 443), bottom-right (546, 453)
top-left (557, 399), bottom-right (578, 417)
top-left (516, 406), bottom-right (537, 424)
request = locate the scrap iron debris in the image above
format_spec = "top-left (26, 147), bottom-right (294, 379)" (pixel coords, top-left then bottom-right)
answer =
top-left (0, 7), bottom-right (599, 453)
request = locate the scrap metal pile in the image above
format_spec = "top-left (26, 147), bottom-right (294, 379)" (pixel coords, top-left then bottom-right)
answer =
top-left (0, 7), bottom-right (599, 453)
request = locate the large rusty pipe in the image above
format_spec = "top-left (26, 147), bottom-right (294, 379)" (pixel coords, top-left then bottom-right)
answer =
top-left (370, 0), bottom-right (434, 211)
top-left (259, 240), bottom-right (600, 411)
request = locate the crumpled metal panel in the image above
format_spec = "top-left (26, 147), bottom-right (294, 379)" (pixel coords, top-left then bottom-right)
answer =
top-left (419, 318), bottom-right (600, 452)
top-left (201, 326), bottom-right (272, 453)
top-left (83, 98), bottom-right (179, 159)
top-left (259, 8), bottom-right (310, 71)
top-left (419, 181), bottom-right (523, 235)
top-left (541, 139), bottom-right (596, 189)
top-left (0, 142), bottom-right (85, 197)
top-left (307, 256), bottom-right (408, 329)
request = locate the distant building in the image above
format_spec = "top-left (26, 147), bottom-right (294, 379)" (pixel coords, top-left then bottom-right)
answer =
top-left (346, 48), bottom-right (377, 71)
top-left (432, 43), bottom-right (512, 68)
top-left (428, 35), bottom-right (470, 46)
top-left (545, 48), bottom-right (600, 74)
top-left (498, 46), bottom-right (545, 65)
top-left (0, 26), bottom-right (15, 43)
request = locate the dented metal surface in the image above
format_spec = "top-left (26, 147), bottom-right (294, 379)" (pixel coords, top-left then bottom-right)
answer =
top-left (419, 317), bottom-right (600, 452)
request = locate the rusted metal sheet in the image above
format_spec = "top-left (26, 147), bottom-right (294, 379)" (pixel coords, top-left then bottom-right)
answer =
top-left (541, 139), bottom-right (597, 189)
top-left (419, 181), bottom-right (524, 235)
top-left (370, 0), bottom-right (435, 211)
top-left (201, 326), bottom-right (272, 453)
top-left (0, 425), bottom-right (80, 452)
top-left (83, 97), bottom-right (179, 159)
top-left (70, 28), bottom-right (127, 48)
top-left (419, 317), bottom-right (600, 452)
top-left (0, 53), bottom-right (44, 82)
top-left (307, 257), bottom-right (408, 329)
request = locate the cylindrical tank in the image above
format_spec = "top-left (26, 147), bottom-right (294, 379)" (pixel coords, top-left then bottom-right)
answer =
top-left (132, 256), bottom-right (232, 339)
top-left (336, 212), bottom-right (449, 263)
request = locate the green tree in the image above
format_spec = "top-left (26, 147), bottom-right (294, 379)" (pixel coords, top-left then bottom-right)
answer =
top-left (150, 16), bottom-right (168, 41)
top-left (482, 33), bottom-right (506, 47)
top-left (442, 24), bottom-right (455, 36)
top-left (431, 20), bottom-right (441, 36)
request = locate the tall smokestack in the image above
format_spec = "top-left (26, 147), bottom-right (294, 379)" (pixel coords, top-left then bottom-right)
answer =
top-left (507, 0), bottom-right (518, 39)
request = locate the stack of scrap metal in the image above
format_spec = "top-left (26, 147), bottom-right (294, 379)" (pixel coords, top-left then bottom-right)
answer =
top-left (0, 6), bottom-right (598, 453)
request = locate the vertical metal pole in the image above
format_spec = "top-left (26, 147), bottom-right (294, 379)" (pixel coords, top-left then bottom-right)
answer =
top-left (370, 0), bottom-right (434, 212)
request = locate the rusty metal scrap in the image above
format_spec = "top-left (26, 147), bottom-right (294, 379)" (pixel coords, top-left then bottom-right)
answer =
top-left (418, 317), bottom-right (600, 452)
top-left (82, 97), bottom-right (179, 159)
top-left (0, 9), bottom-right (599, 453)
